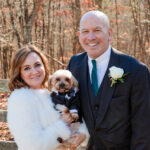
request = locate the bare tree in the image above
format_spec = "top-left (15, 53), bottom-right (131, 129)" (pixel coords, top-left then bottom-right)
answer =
top-left (95, 0), bottom-right (102, 9)
top-left (115, 0), bottom-right (119, 49)
top-left (0, 0), bottom-right (150, 79)
top-left (71, 0), bottom-right (82, 54)
top-left (129, 0), bottom-right (149, 63)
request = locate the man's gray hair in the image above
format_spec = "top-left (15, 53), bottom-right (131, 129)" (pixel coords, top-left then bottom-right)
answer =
top-left (79, 10), bottom-right (110, 30)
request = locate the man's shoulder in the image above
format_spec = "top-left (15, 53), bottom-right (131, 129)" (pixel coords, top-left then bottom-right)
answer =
top-left (71, 52), bottom-right (87, 59)
top-left (69, 52), bottom-right (87, 65)
top-left (112, 48), bottom-right (147, 69)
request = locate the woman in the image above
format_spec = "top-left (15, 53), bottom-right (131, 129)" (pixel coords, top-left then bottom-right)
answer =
top-left (7, 45), bottom-right (88, 150)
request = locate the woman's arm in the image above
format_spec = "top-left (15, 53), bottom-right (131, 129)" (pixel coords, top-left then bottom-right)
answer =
top-left (7, 89), bottom-right (71, 150)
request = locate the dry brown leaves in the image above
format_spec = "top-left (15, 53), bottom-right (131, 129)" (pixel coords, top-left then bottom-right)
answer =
top-left (0, 92), bottom-right (14, 141)
top-left (0, 122), bottom-right (14, 141)
top-left (0, 91), bottom-right (10, 110)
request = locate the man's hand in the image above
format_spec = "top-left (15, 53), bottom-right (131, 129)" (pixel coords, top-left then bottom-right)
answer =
top-left (66, 132), bottom-right (86, 148)
top-left (61, 112), bottom-right (73, 126)
top-left (70, 122), bottom-right (80, 132)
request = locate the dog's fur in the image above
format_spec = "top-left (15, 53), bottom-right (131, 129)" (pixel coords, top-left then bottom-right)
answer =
top-left (49, 69), bottom-right (79, 120)
top-left (49, 69), bottom-right (78, 93)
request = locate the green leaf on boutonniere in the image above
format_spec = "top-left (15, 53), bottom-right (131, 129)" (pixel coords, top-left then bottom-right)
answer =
top-left (118, 78), bottom-right (124, 83)
top-left (122, 73), bottom-right (129, 77)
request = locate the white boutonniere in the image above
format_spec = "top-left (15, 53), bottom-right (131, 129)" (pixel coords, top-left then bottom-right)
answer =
top-left (109, 66), bottom-right (129, 87)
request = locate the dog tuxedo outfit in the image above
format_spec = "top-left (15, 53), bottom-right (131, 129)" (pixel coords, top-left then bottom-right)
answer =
top-left (51, 87), bottom-right (80, 114)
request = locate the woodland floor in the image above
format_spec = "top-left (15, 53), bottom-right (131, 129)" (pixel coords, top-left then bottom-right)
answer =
top-left (0, 90), bottom-right (14, 141)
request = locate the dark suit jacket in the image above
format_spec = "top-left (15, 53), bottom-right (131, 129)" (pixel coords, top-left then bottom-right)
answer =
top-left (67, 48), bottom-right (150, 150)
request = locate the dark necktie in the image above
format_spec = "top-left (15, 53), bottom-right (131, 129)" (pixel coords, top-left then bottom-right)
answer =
top-left (91, 59), bottom-right (98, 96)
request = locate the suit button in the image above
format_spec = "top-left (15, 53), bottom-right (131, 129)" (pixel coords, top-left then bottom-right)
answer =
top-left (94, 105), bottom-right (99, 110)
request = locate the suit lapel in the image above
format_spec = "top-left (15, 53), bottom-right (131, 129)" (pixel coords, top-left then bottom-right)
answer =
top-left (79, 54), bottom-right (95, 129)
top-left (95, 48), bottom-right (120, 127)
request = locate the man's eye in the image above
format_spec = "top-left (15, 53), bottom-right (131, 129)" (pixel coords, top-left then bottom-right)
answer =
top-left (95, 29), bottom-right (101, 32)
top-left (82, 30), bottom-right (88, 33)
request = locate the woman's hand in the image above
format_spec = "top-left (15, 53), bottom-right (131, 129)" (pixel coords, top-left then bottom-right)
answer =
top-left (61, 113), bottom-right (73, 126)
top-left (70, 122), bottom-right (80, 132)
top-left (66, 132), bottom-right (86, 148)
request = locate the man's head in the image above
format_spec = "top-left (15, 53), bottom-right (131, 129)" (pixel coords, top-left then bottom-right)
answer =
top-left (78, 10), bottom-right (113, 59)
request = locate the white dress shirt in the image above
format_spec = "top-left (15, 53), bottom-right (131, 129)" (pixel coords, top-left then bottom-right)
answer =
top-left (88, 45), bottom-right (111, 88)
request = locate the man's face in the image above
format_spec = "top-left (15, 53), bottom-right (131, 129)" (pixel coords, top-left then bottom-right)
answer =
top-left (78, 14), bottom-right (112, 59)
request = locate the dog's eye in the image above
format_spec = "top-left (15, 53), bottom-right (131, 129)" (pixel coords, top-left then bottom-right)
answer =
top-left (65, 78), bottom-right (70, 82)
top-left (56, 78), bottom-right (60, 81)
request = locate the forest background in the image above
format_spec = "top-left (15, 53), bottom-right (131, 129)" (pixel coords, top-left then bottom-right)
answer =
top-left (0, 0), bottom-right (150, 79)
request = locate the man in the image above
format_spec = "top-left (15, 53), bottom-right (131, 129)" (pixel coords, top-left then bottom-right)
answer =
top-left (67, 10), bottom-right (150, 150)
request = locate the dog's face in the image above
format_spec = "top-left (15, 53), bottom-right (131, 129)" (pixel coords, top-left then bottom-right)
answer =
top-left (49, 70), bottom-right (78, 93)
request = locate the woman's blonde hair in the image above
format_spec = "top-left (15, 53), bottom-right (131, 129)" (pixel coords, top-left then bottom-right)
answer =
top-left (8, 45), bottom-right (50, 91)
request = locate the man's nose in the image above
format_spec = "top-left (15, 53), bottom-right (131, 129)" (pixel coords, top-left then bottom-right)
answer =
top-left (87, 32), bottom-right (96, 40)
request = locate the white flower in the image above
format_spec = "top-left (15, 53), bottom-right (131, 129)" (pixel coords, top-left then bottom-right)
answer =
top-left (109, 66), bottom-right (128, 87)
top-left (109, 66), bottom-right (124, 80)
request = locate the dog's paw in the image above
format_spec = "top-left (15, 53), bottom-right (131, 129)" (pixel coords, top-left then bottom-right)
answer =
top-left (71, 113), bottom-right (79, 121)
top-left (56, 104), bottom-right (69, 113)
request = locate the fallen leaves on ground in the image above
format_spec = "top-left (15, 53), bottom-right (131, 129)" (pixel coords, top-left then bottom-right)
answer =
top-left (0, 91), bottom-right (10, 110)
top-left (0, 92), bottom-right (14, 141)
top-left (0, 122), bottom-right (14, 141)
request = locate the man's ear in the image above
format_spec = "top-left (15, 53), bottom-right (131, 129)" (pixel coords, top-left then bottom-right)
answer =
top-left (78, 31), bottom-right (80, 37)
top-left (78, 31), bottom-right (81, 43)
top-left (108, 28), bottom-right (113, 42)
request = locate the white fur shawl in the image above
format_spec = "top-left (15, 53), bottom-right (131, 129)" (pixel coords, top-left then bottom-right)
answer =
top-left (7, 88), bottom-right (71, 150)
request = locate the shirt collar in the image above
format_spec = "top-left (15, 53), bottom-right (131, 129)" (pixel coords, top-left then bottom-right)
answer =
top-left (88, 45), bottom-right (111, 64)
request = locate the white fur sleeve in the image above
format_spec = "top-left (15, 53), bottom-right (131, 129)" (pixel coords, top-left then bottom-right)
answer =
top-left (78, 120), bottom-right (90, 146)
top-left (7, 90), bottom-right (71, 150)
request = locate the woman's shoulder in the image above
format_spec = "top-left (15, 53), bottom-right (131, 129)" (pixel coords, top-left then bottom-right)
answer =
top-left (7, 88), bottom-right (33, 114)
top-left (9, 88), bottom-right (32, 99)
top-left (8, 88), bottom-right (33, 105)
top-left (10, 88), bottom-right (49, 97)
top-left (9, 88), bottom-right (50, 103)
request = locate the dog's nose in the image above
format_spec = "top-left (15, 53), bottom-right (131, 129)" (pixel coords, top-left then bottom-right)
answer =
top-left (59, 83), bottom-right (65, 89)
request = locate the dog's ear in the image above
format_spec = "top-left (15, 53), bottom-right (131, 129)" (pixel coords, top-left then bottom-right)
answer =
top-left (71, 75), bottom-right (78, 88)
top-left (48, 75), bottom-right (53, 92)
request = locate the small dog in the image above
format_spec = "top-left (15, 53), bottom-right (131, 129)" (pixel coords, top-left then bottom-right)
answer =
top-left (49, 69), bottom-right (80, 122)
top-left (49, 69), bottom-right (80, 150)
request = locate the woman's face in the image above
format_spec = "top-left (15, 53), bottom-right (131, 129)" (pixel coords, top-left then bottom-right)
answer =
top-left (20, 52), bottom-right (46, 89)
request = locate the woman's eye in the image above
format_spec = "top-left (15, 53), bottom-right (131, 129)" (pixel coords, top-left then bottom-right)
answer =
top-left (24, 67), bottom-right (30, 71)
top-left (35, 63), bottom-right (41, 67)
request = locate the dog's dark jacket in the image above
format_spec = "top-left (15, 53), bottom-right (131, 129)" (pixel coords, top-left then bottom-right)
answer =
top-left (51, 87), bottom-right (80, 114)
